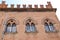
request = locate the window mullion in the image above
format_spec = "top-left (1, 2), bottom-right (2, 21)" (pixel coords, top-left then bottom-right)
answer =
top-left (48, 25), bottom-right (51, 31)
top-left (11, 24), bottom-right (13, 32)
top-left (30, 25), bottom-right (32, 31)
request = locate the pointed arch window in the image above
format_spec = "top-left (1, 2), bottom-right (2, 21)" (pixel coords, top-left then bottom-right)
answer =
top-left (25, 23), bottom-right (36, 32)
top-left (5, 19), bottom-right (17, 33)
top-left (44, 19), bottom-right (56, 32)
top-left (25, 19), bottom-right (37, 32)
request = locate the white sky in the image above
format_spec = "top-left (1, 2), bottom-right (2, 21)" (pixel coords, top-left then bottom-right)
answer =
top-left (0, 0), bottom-right (60, 21)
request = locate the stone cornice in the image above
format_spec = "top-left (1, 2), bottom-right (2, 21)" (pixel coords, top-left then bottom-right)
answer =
top-left (0, 8), bottom-right (56, 12)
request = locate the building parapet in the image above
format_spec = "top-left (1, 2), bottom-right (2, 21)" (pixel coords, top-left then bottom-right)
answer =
top-left (0, 1), bottom-right (53, 8)
top-left (0, 1), bottom-right (57, 12)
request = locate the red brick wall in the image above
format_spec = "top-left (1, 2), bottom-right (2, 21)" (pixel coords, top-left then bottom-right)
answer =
top-left (0, 12), bottom-right (60, 40)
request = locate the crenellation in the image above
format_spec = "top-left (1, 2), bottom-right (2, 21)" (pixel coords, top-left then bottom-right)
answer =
top-left (23, 5), bottom-right (26, 8)
top-left (47, 2), bottom-right (52, 5)
top-left (0, 1), bottom-right (8, 8)
top-left (40, 5), bottom-right (44, 8)
top-left (28, 5), bottom-right (32, 8)
top-left (34, 5), bottom-right (38, 8)
top-left (2, 1), bottom-right (5, 4)
top-left (17, 4), bottom-right (20, 8)
top-left (11, 4), bottom-right (14, 8)
top-left (0, 1), bottom-right (53, 9)
top-left (46, 2), bottom-right (52, 8)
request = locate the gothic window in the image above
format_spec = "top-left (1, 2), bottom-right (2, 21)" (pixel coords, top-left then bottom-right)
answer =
top-left (44, 19), bottom-right (55, 32)
top-left (25, 19), bottom-right (37, 32)
top-left (5, 19), bottom-right (17, 33)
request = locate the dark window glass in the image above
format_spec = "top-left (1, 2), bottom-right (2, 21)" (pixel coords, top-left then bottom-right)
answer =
top-left (25, 23), bottom-right (36, 32)
top-left (49, 22), bottom-right (55, 32)
top-left (44, 22), bottom-right (55, 32)
top-left (12, 23), bottom-right (16, 32)
top-left (30, 23), bottom-right (36, 32)
top-left (5, 23), bottom-right (16, 33)
top-left (25, 23), bottom-right (31, 32)
top-left (6, 23), bottom-right (12, 33)
top-left (44, 23), bottom-right (50, 32)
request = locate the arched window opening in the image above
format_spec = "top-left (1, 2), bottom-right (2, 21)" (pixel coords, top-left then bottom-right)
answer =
top-left (5, 19), bottom-right (17, 33)
top-left (25, 23), bottom-right (37, 32)
top-left (44, 19), bottom-right (56, 32)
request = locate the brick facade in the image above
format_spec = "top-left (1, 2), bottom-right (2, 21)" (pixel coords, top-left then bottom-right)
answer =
top-left (0, 1), bottom-right (60, 40)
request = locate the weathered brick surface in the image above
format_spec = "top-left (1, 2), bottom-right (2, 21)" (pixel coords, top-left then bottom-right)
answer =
top-left (0, 1), bottom-right (60, 40)
top-left (0, 11), bottom-right (60, 40)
